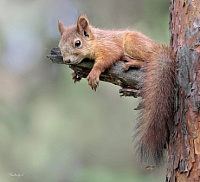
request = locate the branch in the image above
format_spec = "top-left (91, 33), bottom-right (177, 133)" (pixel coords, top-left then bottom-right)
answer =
top-left (47, 47), bottom-right (143, 97)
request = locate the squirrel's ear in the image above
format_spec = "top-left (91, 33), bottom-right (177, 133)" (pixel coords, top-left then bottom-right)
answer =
top-left (58, 20), bottom-right (65, 35)
top-left (77, 15), bottom-right (92, 38)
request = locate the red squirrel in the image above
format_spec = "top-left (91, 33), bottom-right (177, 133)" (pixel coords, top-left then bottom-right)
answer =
top-left (58, 15), bottom-right (175, 165)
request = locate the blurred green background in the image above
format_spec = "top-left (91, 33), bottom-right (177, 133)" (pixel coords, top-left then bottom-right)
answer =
top-left (0, 0), bottom-right (170, 181)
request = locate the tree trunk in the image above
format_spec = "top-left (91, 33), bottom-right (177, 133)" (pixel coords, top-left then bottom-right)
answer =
top-left (167, 0), bottom-right (200, 181)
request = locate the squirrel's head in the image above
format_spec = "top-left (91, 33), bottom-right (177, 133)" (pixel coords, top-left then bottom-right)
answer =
top-left (58, 15), bottom-right (95, 64)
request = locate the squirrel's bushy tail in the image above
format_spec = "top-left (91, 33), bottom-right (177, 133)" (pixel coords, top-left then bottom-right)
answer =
top-left (135, 46), bottom-right (175, 165)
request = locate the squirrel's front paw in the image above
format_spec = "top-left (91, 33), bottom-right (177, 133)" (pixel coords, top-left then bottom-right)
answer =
top-left (86, 71), bottom-right (100, 91)
top-left (71, 71), bottom-right (82, 83)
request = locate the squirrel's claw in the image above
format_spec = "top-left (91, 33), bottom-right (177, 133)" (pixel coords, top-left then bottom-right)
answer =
top-left (87, 71), bottom-right (99, 91)
top-left (71, 71), bottom-right (82, 83)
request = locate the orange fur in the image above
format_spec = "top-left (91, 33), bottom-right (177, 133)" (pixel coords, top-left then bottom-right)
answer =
top-left (58, 15), bottom-right (175, 165)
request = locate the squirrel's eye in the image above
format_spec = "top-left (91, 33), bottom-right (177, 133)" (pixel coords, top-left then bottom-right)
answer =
top-left (75, 40), bottom-right (81, 47)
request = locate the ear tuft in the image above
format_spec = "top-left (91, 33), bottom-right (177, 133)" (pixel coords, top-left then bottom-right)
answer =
top-left (78, 15), bottom-right (89, 30)
top-left (77, 15), bottom-right (92, 38)
top-left (58, 20), bottom-right (65, 35)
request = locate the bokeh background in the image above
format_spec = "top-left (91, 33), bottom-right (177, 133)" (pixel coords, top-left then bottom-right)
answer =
top-left (0, 0), bottom-right (170, 181)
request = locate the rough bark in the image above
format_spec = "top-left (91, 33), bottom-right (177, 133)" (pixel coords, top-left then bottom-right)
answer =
top-left (167, 0), bottom-right (200, 181)
top-left (47, 47), bottom-right (142, 97)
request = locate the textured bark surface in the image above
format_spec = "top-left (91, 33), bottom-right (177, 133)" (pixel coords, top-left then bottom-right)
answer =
top-left (47, 47), bottom-right (142, 97)
top-left (167, 0), bottom-right (200, 181)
